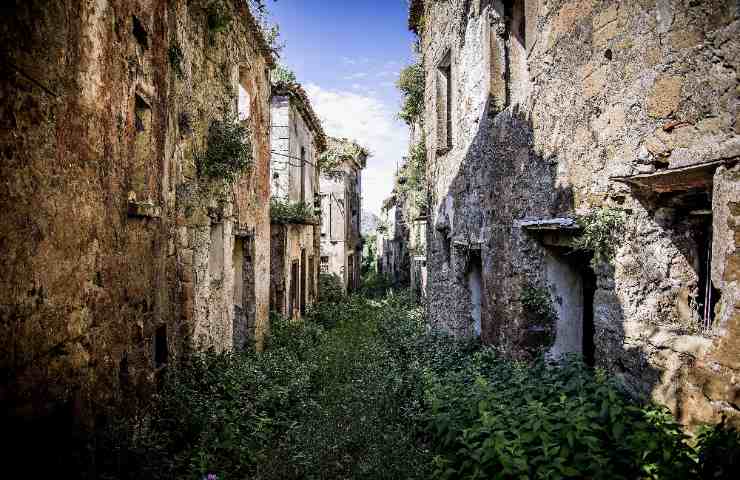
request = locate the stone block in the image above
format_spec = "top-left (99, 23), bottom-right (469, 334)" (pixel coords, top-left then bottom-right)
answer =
top-left (582, 65), bottom-right (608, 98)
top-left (670, 28), bottom-right (703, 50)
top-left (647, 76), bottom-right (683, 118)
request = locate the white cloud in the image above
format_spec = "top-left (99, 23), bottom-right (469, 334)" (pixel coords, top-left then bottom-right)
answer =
top-left (343, 72), bottom-right (368, 80)
top-left (305, 83), bottom-right (408, 216)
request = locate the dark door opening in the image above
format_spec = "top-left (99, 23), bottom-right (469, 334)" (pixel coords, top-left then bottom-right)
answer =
top-left (300, 249), bottom-right (307, 316)
top-left (581, 263), bottom-right (596, 367)
top-left (290, 260), bottom-right (299, 318)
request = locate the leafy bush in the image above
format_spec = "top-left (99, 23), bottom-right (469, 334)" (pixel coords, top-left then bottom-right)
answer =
top-left (96, 291), bottom-right (740, 480)
top-left (271, 64), bottom-right (297, 85)
top-left (397, 62), bottom-right (425, 125)
top-left (359, 271), bottom-right (393, 298)
top-left (317, 273), bottom-right (344, 304)
top-left (424, 354), bottom-right (704, 479)
top-left (397, 140), bottom-right (427, 210)
top-left (269, 198), bottom-right (316, 224)
top-left (573, 207), bottom-right (626, 267)
top-left (196, 114), bottom-right (253, 182)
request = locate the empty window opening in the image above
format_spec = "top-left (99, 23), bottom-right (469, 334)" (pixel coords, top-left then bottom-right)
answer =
top-left (320, 256), bottom-right (329, 273)
top-left (436, 51), bottom-right (452, 151)
top-left (132, 15), bottom-right (148, 50)
top-left (134, 94), bottom-right (151, 133)
top-left (118, 352), bottom-right (130, 389)
top-left (581, 260), bottom-right (596, 366)
top-left (238, 67), bottom-right (251, 121)
top-left (467, 252), bottom-right (483, 337)
top-left (155, 325), bottom-right (168, 367)
top-left (290, 261), bottom-right (299, 317)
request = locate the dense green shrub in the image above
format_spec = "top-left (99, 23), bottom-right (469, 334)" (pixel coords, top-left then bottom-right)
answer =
top-left (317, 272), bottom-right (345, 304)
top-left (99, 291), bottom-right (739, 480)
top-left (269, 198), bottom-right (316, 224)
top-left (397, 62), bottom-right (425, 125)
top-left (424, 354), bottom-right (716, 479)
top-left (359, 271), bottom-right (393, 298)
top-left (196, 114), bottom-right (253, 182)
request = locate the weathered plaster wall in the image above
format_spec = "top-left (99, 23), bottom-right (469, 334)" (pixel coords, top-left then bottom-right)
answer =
top-left (0, 0), bottom-right (272, 470)
top-left (418, 0), bottom-right (740, 427)
top-left (320, 155), bottom-right (364, 292)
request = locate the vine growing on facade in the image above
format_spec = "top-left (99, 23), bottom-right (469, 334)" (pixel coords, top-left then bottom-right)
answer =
top-left (573, 207), bottom-right (626, 267)
top-left (196, 113), bottom-right (253, 182)
top-left (318, 140), bottom-right (370, 180)
top-left (397, 62), bottom-right (425, 125)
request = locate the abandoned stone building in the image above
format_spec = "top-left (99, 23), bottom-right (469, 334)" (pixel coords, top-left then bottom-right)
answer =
top-left (319, 138), bottom-right (368, 293)
top-left (410, 0), bottom-right (740, 428)
top-left (378, 121), bottom-right (429, 297)
top-left (269, 81), bottom-right (326, 319)
top-left (0, 0), bottom-right (273, 469)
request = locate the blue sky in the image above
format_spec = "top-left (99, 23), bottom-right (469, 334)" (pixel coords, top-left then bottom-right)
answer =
top-left (267, 0), bottom-right (417, 215)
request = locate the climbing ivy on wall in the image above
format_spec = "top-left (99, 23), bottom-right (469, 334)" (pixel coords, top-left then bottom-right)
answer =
top-left (196, 113), bottom-right (253, 182)
top-left (573, 207), bottom-right (626, 267)
top-left (397, 62), bottom-right (425, 125)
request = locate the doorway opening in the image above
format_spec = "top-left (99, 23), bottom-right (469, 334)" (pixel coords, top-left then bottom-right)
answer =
top-left (300, 249), bottom-right (307, 316)
top-left (290, 260), bottom-right (299, 318)
top-left (467, 251), bottom-right (482, 337)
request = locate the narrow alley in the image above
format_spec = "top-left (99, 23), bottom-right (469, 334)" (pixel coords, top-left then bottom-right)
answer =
top-left (1, 1), bottom-right (739, 478)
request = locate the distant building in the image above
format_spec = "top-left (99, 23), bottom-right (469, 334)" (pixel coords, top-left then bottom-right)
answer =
top-left (269, 81), bottom-right (326, 319)
top-left (319, 138), bottom-right (368, 293)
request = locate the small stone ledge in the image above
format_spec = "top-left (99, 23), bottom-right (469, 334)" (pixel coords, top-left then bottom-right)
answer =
top-left (611, 157), bottom-right (739, 193)
top-left (127, 200), bottom-right (162, 219)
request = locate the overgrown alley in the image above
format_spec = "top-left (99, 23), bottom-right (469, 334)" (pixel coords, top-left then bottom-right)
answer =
top-left (2, 0), bottom-right (740, 478)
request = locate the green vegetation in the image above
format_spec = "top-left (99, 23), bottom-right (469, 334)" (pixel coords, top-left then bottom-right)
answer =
top-left (206, 1), bottom-right (232, 33)
top-left (196, 114), bottom-right (253, 182)
top-left (100, 292), bottom-right (739, 480)
top-left (168, 43), bottom-right (184, 79)
top-left (397, 140), bottom-right (428, 210)
top-left (269, 198), bottom-right (316, 224)
top-left (573, 207), bottom-right (626, 267)
top-left (318, 140), bottom-right (370, 180)
top-left (271, 63), bottom-right (297, 85)
top-left (397, 62), bottom-right (425, 125)
top-left (521, 283), bottom-right (557, 325)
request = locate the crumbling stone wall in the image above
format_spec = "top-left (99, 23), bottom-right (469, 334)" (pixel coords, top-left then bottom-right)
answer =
top-left (0, 0), bottom-right (272, 470)
top-left (415, 0), bottom-right (739, 427)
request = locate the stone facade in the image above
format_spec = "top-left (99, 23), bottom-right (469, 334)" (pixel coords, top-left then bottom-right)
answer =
top-left (269, 83), bottom-right (325, 318)
top-left (378, 122), bottom-right (428, 297)
top-left (0, 0), bottom-right (273, 469)
top-left (320, 139), bottom-right (367, 293)
top-left (412, 0), bottom-right (740, 428)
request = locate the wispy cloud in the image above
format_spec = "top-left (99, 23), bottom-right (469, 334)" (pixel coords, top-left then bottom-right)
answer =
top-left (305, 83), bottom-right (408, 215)
top-left (343, 72), bottom-right (368, 80)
